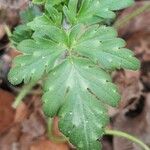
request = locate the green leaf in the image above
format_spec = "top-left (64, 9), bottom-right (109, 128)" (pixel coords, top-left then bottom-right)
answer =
top-left (8, 38), bottom-right (66, 85)
top-left (9, 23), bottom-right (139, 149)
top-left (45, 1), bottom-right (62, 26)
top-left (71, 25), bottom-right (140, 70)
top-left (11, 5), bottom-right (41, 46)
top-left (28, 4), bottom-right (63, 28)
top-left (42, 57), bottom-right (119, 149)
top-left (46, 0), bottom-right (65, 6)
top-left (64, 0), bottom-right (134, 25)
top-left (63, 0), bottom-right (78, 24)
top-left (32, 0), bottom-right (64, 26)
top-left (8, 1), bottom-right (140, 149)
top-left (27, 14), bottom-right (54, 30)
top-left (33, 0), bottom-right (65, 6)
top-left (9, 15), bottom-right (68, 85)
top-left (20, 5), bottom-right (42, 23)
top-left (11, 25), bottom-right (33, 46)
top-left (32, 25), bottom-right (68, 44)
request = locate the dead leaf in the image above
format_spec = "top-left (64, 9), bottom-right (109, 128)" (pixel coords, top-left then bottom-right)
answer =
top-left (0, 24), bottom-right (5, 40)
top-left (112, 93), bottom-right (150, 150)
top-left (15, 102), bottom-right (29, 123)
top-left (0, 0), bottom-right (29, 10)
top-left (116, 1), bottom-right (150, 37)
top-left (0, 89), bottom-right (15, 133)
top-left (30, 140), bottom-right (70, 150)
top-left (19, 133), bottom-right (34, 150)
top-left (0, 124), bottom-right (21, 150)
top-left (102, 136), bottom-right (113, 150)
top-left (21, 111), bottom-right (46, 138)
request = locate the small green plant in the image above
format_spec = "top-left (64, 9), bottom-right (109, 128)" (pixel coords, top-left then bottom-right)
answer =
top-left (8, 0), bottom-right (150, 150)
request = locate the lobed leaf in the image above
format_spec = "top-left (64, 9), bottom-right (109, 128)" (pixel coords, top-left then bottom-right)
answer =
top-left (8, 39), bottom-right (66, 85)
top-left (28, 10), bottom-right (61, 28)
top-left (9, 24), bottom-right (139, 150)
top-left (20, 5), bottom-right (42, 23)
top-left (46, 0), bottom-right (66, 6)
top-left (11, 5), bottom-right (42, 46)
top-left (45, 1), bottom-right (63, 26)
top-left (32, 0), bottom-right (65, 5)
top-left (8, 1), bottom-right (140, 149)
top-left (64, 0), bottom-right (134, 25)
top-left (43, 57), bottom-right (119, 149)
top-left (27, 14), bottom-right (54, 30)
top-left (70, 25), bottom-right (140, 70)
top-left (9, 23), bottom-right (139, 150)
top-left (11, 25), bottom-right (33, 46)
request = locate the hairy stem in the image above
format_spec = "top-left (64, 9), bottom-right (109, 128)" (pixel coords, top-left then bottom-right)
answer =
top-left (105, 129), bottom-right (150, 150)
top-left (12, 80), bottom-right (37, 108)
top-left (114, 3), bottom-right (150, 29)
top-left (47, 118), bottom-right (68, 143)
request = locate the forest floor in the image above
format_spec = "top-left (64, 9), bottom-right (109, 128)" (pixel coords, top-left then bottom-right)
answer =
top-left (0, 0), bottom-right (150, 150)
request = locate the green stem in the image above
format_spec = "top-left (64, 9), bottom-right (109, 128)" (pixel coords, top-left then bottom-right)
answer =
top-left (12, 80), bottom-right (37, 109)
top-left (114, 4), bottom-right (150, 29)
top-left (4, 24), bottom-right (12, 37)
top-left (105, 129), bottom-right (150, 150)
top-left (47, 118), bottom-right (68, 143)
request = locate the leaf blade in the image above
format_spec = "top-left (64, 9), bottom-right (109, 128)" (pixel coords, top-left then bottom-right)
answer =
top-left (42, 57), bottom-right (120, 149)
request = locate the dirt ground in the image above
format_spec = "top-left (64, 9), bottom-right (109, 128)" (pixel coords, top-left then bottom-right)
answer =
top-left (0, 0), bottom-right (150, 150)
